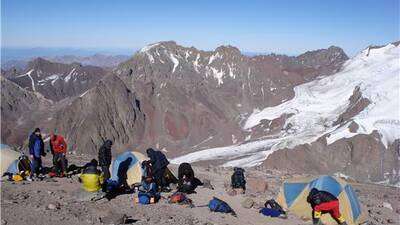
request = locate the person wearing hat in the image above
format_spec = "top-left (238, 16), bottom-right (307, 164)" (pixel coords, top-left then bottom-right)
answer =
top-left (28, 128), bottom-right (45, 180)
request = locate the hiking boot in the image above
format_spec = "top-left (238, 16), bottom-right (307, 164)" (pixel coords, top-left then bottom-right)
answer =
top-left (339, 222), bottom-right (348, 225)
top-left (26, 177), bottom-right (33, 182)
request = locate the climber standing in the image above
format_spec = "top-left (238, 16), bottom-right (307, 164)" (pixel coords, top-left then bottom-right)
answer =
top-left (28, 128), bottom-right (45, 180)
top-left (49, 131), bottom-right (68, 177)
top-left (98, 140), bottom-right (113, 182)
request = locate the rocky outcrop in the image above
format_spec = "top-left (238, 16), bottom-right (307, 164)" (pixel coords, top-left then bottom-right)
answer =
top-left (50, 75), bottom-right (146, 155)
top-left (334, 86), bottom-right (370, 126)
top-left (0, 76), bottom-right (52, 144)
top-left (264, 132), bottom-right (400, 183)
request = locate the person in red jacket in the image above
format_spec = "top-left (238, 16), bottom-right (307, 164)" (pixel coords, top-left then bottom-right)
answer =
top-left (307, 188), bottom-right (347, 225)
top-left (49, 132), bottom-right (68, 177)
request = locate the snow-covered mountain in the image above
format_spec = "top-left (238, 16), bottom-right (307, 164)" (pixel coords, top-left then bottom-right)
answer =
top-left (4, 58), bottom-right (107, 101)
top-left (171, 43), bottom-right (400, 183)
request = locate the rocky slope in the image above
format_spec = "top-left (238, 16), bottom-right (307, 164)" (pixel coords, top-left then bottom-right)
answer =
top-left (115, 41), bottom-right (347, 155)
top-left (0, 76), bottom-right (52, 145)
top-left (49, 75), bottom-right (146, 155)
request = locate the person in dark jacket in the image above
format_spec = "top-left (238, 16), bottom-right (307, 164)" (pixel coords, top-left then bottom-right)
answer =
top-left (28, 128), bottom-right (45, 179)
top-left (307, 188), bottom-right (347, 225)
top-left (146, 148), bottom-right (170, 191)
top-left (177, 162), bottom-right (203, 194)
top-left (98, 140), bottom-right (112, 182)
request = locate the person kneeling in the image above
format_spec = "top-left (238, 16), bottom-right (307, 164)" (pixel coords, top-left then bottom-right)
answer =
top-left (177, 162), bottom-right (202, 194)
top-left (307, 188), bottom-right (347, 225)
top-left (136, 161), bottom-right (160, 204)
top-left (79, 159), bottom-right (104, 192)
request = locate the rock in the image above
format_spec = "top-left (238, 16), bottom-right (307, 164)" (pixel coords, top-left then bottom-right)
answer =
top-left (1, 219), bottom-right (7, 225)
top-left (202, 179), bottom-right (214, 190)
top-left (47, 203), bottom-right (59, 210)
top-left (383, 202), bottom-right (393, 211)
top-left (348, 121), bottom-right (359, 133)
top-left (100, 213), bottom-right (128, 225)
top-left (226, 189), bottom-right (237, 196)
top-left (247, 178), bottom-right (268, 193)
top-left (387, 219), bottom-right (395, 223)
top-left (241, 198), bottom-right (254, 209)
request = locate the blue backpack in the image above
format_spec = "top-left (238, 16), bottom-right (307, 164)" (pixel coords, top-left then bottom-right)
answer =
top-left (138, 192), bottom-right (151, 204)
top-left (208, 197), bottom-right (236, 216)
top-left (259, 208), bottom-right (282, 217)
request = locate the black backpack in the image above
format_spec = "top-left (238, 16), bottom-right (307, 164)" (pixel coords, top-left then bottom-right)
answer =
top-left (264, 199), bottom-right (286, 215)
top-left (231, 167), bottom-right (246, 189)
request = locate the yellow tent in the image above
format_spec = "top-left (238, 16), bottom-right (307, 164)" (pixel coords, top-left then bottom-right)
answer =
top-left (0, 144), bottom-right (31, 177)
top-left (110, 151), bottom-right (148, 186)
top-left (276, 175), bottom-right (365, 225)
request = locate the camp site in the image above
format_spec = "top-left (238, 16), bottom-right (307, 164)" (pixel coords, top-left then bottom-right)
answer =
top-left (1, 0), bottom-right (399, 225)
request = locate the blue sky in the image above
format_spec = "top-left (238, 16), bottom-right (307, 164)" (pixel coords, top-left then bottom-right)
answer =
top-left (1, 0), bottom-right (399, 56)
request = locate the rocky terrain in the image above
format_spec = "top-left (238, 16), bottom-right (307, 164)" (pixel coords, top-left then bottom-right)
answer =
top-left (0, 154), bottom-right (399, 225)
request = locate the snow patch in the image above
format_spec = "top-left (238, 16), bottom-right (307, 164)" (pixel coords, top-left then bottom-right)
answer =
top-left (193, 54), bottom-right (201, 73)
top-left (171, 138), bottom-right (283, 167)
top-left (208, 52), bottom-right (221, 65)
top-left (231, 135), bottom-right (237, 144)
top-left (79, 90), bottom-right (89, 98)
top-left (64, 68), bottom-right (76, 82)
top-left (169, 53), bottom-right (179, 73)
top-left (211, 67), bottom-right (224, 85)
top-left (140, 43), bottom-right (160, 53)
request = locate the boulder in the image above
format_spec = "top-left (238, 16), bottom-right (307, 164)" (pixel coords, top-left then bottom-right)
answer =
top-left (241, 198), bottom-right (254, 209)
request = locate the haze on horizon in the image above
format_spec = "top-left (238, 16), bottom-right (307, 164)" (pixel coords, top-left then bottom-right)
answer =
top-left (1, 0), bottom-right (399, 56)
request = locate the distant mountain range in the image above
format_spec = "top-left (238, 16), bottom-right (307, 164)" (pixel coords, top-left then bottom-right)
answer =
top-left (1, 47), bottom-right (266, 70)
top-left (1, 47), bottom-right (134, 70)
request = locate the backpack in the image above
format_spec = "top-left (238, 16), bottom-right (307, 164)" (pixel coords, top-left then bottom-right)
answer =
top-left (138, 193), bottom-right (151, 204)
top-left (231, 167), bottom-right (246, 189)
top-left (137, 191), bottom-right (159, 205)
top-left (264, 199), bottom-right (286, 214)
top-left (168, 192), bottom-right (193, 207)
top-left (259, 207), bottom-right (282, 217)
top-left (208, 197), bottom-right (236, 216)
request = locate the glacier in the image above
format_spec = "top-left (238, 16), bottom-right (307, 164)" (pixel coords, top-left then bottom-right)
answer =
top-left (171, 44), bottom-right (400, 167)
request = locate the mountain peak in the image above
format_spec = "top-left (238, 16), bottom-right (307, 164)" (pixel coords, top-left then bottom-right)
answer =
top-left (27, 57), bottom-right (54, 68)
top-left (215, 45), bottom-right (241, 55)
